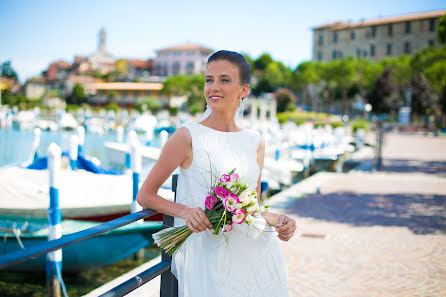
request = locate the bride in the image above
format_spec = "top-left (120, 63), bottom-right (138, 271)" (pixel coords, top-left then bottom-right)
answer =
top-left (137, 50), bottom-right (296, 297)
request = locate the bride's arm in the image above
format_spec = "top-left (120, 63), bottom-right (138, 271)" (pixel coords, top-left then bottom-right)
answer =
top-left (257, 136), bottom-right (297, 241)
top-left (137, 127), bottom-right (212, 233)
top-left (256, 137), bottom-right (278, 225)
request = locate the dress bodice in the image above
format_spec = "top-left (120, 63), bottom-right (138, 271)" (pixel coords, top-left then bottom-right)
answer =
top-left (174, 122), bottom-right (261, 225)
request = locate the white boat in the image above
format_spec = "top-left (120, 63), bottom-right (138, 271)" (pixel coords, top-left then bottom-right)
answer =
top-left (0, 166), bottom-right (173, 221)
top-left (104, 141), bottom-right (161, 168)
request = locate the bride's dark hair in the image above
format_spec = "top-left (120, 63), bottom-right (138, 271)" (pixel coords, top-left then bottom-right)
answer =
top-left (207, 50), bottom-right (251, 85)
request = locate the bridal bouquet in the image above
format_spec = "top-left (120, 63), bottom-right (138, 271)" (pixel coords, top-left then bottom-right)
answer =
top-left (153, 169), bottom-right (269, 256)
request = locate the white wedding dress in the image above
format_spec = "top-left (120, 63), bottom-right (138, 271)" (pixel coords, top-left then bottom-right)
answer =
top-left (170, 122), bottom-right (288, 297)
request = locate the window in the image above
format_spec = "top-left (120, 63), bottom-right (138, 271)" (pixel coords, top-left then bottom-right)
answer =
top-left (186, 61), bottom-right (195, 74)
top-left (318, 34), bottom-right (324, 46)
top-left (338, 51), bottom-right (343, 58)
top-left (351, 31), bottom-right (355, 40)
top-left (429, 19), bottom-right (435, 32)
top-left (173, 51), bottom-right (181, 56)
top-left (404, 42), bottom-right (411, 54)
top-left (356, 48), bottom-right (361, 58)
top-left (186, 51), bottom-right (195, 56)
top-left (388, 24), bottom-right (393, 36)
top-left (405, 21), bottom-right (411, 33)
top-left (333, 32), bottom-right (338, 43)
top-left (172, 61), bottom-right (181, 74)
top-left (370, 44), bottom-right (375, 57)
top-left (386, 43), bottom-right (392, 55)
top-left (122, 90), bottom-right (127, 97)
top-left (428, 40), bottom-right (434, 47)
top-left (317, 51), bottom-right (323, 61)
top-left (332, 50), bottom-right (337, 59)
top-left (146, 90), bottom-right (151, 96)
top-left (371, 26), bottom-right (376, 38)
top-left (363, 50), bottom-right (368, 57)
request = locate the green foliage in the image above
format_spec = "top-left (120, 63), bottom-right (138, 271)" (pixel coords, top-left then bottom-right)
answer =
top-left (188, 102), bottom-right (203, 115)
top-left (313, 121), bottom-right (326, 128)
top-left (330, 122), bottom-right (344, 129)
top-left (105, 103), bottom-right (120, 112)
top-left (135, 96), bottom-right (161, 113)
top-left (1, 60), bottom-right (18, 81)
top-left (295, 119), bottom-right (305, 126)
top-left (438, 13), bottom-right (446, 44)
top-left (66, 104), bottom-right (81, 112)
top-left (66, 83), bottom-right (87, 105)
top-left (410, 74), bottom-right (435, 117)
top-left (350, 118), bottom-right (369, 133)
top-left (286, 102), bottom-right (296, 112)
top-left (424, 59), bottom-right (446, 93)
top-left (275, 90), bottom-right (293, 113)
top-left (169, 106), bottom-right (179, 116)
top-left (277, 113), bottom-right (288, 124)
top-left (366, 67), bottom-right (395, 114)
top-left (254, 53), bottom-right (273, 72)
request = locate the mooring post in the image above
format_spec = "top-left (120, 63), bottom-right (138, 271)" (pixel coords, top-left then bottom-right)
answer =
top-left (130, 138), bottom-right (144, 259)
top-left (46, 143), bottom-right (62, 297)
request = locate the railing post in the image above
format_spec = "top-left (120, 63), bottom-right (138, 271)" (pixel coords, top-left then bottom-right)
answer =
top-left (47, 143), bottom-right (62, 297)
top-left (160, 174), bottom-right (178, 297)
top-left (130, 139), bottom-right (144, 259)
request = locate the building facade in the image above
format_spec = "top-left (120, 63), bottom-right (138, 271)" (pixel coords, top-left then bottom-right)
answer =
top-left (83, 82), bottom-right (163, 108)
top-left (155, 42), bottom-right (213, 76)
top-left (312, 10), bottom-right (445, 62)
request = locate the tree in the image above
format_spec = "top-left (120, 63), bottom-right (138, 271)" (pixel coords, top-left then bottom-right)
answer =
top-left (254, 53), bottom-right (273, 72)
top-left (438, 13), bottom-right (446, 44)
top-left (366, 67), bottom-right (395, 114)
top-left (330, 57), bottom-right (358, 115)
top-left (274, 88), bottom-right (297, 113)
top-left (1, 60), bottom-right (19, 81)
top-left (263, 61), bottom-right (292, 90)
top-left (410, 73), bottom-right (435, 121)
top-left (292, 61), bottom-right (320, 110)
top-left (71, 83), bottom-right (86, 105)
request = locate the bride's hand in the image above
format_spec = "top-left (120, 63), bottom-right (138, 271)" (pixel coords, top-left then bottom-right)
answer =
top-left (275, 214), bottom-right (297, 241)
top-left (184, 207), bottom-right (213, 233)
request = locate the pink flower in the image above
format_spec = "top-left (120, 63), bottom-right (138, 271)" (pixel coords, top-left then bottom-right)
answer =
top-left (220, 174), bottom-right (230, 184)
top-left (232, 209), bottom-right (246, 224)
top-left (230, 173), bottom-right (239, 182)
top-left (215, 187), bottom-right (229, 199)
top-left (223, 222), bottom-right (233, 232)
top-left (224, 193), bottom-right (240, 212)
top-left (205, 195), bottom-right (218, 210)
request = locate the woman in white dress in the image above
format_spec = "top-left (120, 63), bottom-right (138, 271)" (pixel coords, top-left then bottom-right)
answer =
top-left (137, 50), bottom-right (297, 297)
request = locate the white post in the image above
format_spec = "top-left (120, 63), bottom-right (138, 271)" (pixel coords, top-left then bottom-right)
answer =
top-left (260, 100), bottom-right (267, 122)
top-left (125, 130), bottom-right (138, 172)
top-left (250, 99), bottom-right (257, 122)
top-left (46, 143), bottom-right (62, 297)
top-left (69, 135), bottom-right (79, 170)
top-left (145, 128), bottom-right (154, 146)
top-left (116, 126), bottom-right (124, 143)
top-left (76, 126), bottom-right (85, 155)
top-left (160, 130), bottom-right (168, 148)
top-left (270, 99), bottom-right (277, 121)
top-left (130, 139), bottom-right (143, 214)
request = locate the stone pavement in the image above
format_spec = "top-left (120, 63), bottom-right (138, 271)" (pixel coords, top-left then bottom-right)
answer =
top-left (279, 132), bottom-right (446, 297)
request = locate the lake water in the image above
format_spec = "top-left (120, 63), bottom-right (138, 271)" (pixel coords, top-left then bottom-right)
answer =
top-left (0, 128), bottom-right (162, 170)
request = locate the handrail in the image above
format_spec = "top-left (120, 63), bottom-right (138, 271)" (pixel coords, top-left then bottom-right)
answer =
top-left (0, 209), bottom-right (158, 269)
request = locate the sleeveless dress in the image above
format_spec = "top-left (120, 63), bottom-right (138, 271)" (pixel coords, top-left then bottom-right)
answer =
top-left (171, 122), bottom-right (288, 297)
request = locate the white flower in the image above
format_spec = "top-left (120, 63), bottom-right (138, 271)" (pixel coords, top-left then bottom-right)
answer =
top-left (245, 214), bottom-right (255, 225)
top-left (241, 199), bottom-right (251, 207)
top-left (247, 204), bottom-right (258, 214)
top-left (256, 206), bottom-right (266, 214)
top-left (238, 189), bottom-right (250, 202)
top-left (235, 203), bottom-right (242, 210)
top-left (226, 182), bottom-right (233, 189)
top-left (238, 177), bottom-right (247, 187)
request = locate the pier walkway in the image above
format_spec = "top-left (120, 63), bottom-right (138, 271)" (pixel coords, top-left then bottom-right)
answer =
top-left (88, 132), bottom-right (446, 297)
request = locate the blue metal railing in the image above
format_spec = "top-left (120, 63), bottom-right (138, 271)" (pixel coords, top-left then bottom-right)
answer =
top-left (0, 175), bottom-right (179, 297)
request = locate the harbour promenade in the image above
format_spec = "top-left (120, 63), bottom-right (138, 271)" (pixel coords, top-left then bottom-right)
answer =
top-left (86, 131), bottom-right (446, 297)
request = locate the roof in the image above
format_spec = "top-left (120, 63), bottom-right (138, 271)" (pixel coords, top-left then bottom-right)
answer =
top-left (83, 82), bottom-right (163, 91)
top-left (156, 42), bottom-right (213, 54)
top-left (313, 9), bottom-right (446, 31)
top-left (50, 60), bottom-right (72, 69)
top-left (125, 59), bottom-right (150, 68)
top-left (66, 75), bottom-right (101, 84)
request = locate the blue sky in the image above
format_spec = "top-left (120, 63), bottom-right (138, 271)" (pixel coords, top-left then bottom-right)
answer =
top-left (1, 0), bottom-right (444, 82)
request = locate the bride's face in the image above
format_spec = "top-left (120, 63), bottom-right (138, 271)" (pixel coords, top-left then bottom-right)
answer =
top-left (204, 60), bottom-right (249, 113)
